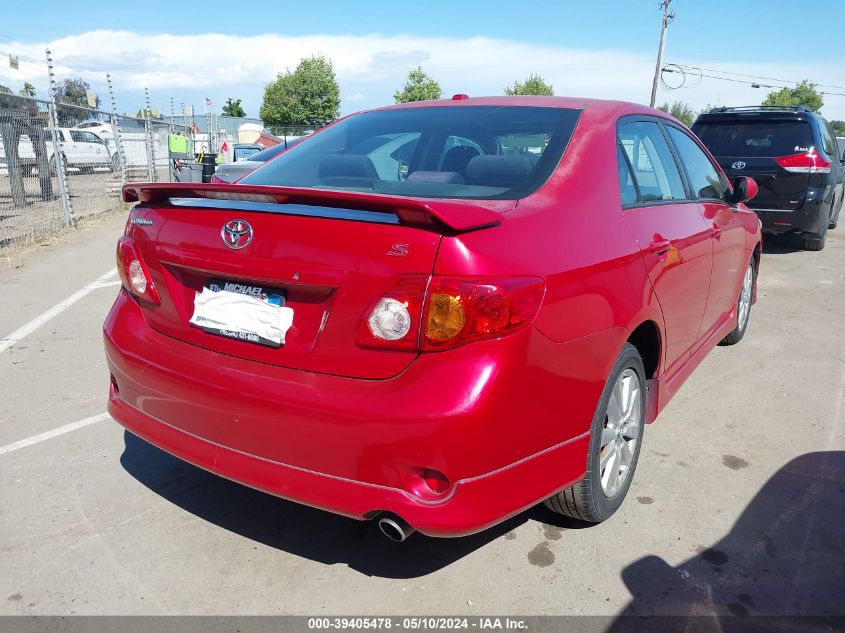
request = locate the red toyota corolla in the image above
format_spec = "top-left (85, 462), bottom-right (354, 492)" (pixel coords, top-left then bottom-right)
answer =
top-left (104, 96), bottom-right (761, 540)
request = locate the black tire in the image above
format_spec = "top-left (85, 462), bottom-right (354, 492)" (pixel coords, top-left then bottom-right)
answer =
top-left (544, 342), bottom-right (646, 523)
top-left (720, 256), bottom-right (756, 346)
top-left (801, 229), bottom-right (826, 251)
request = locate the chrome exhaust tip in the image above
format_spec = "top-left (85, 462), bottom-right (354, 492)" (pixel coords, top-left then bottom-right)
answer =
top-left (378, 516), bottom-right (416, 542)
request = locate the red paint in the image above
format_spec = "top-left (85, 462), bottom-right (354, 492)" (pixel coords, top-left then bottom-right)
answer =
top-left (104, 97), bottom-right (761, 537)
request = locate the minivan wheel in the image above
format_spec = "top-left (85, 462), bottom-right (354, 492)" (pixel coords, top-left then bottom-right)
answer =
top-left (801, 229), bottom-right (826, 251)
top-left (720, 256), bottom-right (755, 346)
top-left (544, 342), bottom-right (645, 523)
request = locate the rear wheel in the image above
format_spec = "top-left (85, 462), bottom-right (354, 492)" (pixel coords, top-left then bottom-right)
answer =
top-left (544, 343), bottom-right (645, 523)
top-left (720, 256), bottom-right (755, 345)
top-left (802, 226), bottom-right (827, 251)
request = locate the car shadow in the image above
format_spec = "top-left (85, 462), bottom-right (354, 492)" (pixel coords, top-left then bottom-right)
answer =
top-left (606, 451), bottom-right (845, 632)
top-left (761, 233), bottom-right (805, 255)
top-left (119, 430), bottom-right (585, 578)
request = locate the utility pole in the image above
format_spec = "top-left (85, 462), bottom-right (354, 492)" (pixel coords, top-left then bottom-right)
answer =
top-left (649, 0), bottom-right (675, 108)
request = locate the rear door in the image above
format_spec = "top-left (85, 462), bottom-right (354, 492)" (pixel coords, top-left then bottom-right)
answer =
top-left (618, 118), bottom-right (713, 377)
top-left (693, 118), bottom-right (814, 210)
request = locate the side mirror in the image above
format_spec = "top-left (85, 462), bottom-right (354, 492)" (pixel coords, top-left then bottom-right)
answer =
top-left (728, 176), bottom-right (758, 205)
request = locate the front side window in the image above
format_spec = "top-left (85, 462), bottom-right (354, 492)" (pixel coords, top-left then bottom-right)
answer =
top-left (241, 106), bottom-right (581, 200)
top-left (618, 120), bottom-right (686, 202)
top-left (70, 130), bottom-right (85, 143)
top-left (667, 126), bottom-right (727, 200)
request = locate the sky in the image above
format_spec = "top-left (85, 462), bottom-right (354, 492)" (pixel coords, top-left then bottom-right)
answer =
top-left (1, 0), bottom-right (844, 121)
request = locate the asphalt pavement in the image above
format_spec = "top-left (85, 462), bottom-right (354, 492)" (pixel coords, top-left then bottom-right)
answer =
top-left (1, 211), bottom-right (843, 617)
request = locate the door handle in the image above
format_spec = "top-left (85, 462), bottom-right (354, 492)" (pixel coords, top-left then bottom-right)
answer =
top-left (648, 239), bottom-right (672, 256)
top-left (711, 225), bottom-right (722, 239)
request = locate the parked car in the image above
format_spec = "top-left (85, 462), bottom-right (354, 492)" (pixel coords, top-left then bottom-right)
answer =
top-left (211, 138), bottom-right (305, 184)
top-left (692, 106), bottom-right (844, 251)
top-left (0, 127), bottom-right (115, 175)
top-left (105, 96), bottom-right (761, 540)
top-left (232, 143), bottom-right (263, 162)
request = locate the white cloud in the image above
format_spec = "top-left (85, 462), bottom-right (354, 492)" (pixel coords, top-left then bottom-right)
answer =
top-left (1, 30), bottom-right (843, 120)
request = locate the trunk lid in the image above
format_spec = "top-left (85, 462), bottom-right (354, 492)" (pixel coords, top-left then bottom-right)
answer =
top-left (122, 183), bottom-right (508, 379)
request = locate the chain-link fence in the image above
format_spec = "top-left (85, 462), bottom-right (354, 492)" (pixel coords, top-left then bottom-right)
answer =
top-left (1, 62), bottom-right (310, 253)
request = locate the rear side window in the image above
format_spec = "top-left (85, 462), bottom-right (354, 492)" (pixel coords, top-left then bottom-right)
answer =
top-left (618, 121), bottom-right (686, 202)
top-left (693, 120), bottom-right (813, 157)
top-left (819, 121), bottom-right (837, 159)
top-left (666, 126), bottom-right (728, 200)
top-left (241, 106), bottom-right (582, 200)
top-left (617, 147), bottom-right (638, 205)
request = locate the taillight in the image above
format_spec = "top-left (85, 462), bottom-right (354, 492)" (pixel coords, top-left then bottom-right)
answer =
top-left (356, 275), bottom-right (428, 350)
top-left (774, 150), bottom-right (831, 174)
top-left (422, 277), bottom-right (545, 351)
top-left (116, 236), bottom-right (161, 305)
top-left (357, 276), bottom-right (544, 352)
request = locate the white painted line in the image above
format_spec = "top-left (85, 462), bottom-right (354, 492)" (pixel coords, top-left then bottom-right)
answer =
top-left (0, 413), bottom-right (111, 456)
top-left (0, 268), bottom-right (117, 354)
top-left (91, 280), bottom-right (122, 289)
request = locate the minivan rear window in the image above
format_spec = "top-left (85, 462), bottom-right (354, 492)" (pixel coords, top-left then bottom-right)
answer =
top-left (241, 106), bottom-right (581, 200)
top-left (693, 120), bottom-right (813, 157)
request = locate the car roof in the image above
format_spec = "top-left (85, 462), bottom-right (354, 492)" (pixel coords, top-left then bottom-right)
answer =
top-left (695, 107), bottom-right (822, 124)
top-left (362, 95), bottom-right (661, 119)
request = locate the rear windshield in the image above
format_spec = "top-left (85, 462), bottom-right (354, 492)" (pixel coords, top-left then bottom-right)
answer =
top-left (240, 106), bottom-right (581, 200)
top-left (692, 120), bottom-right (813, 157)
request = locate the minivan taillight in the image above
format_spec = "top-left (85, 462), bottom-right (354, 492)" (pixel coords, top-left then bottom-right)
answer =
top-left (116, 236), bottom-right (161, 305)
top-left (357, 276), bottom-right (545, 352)
top-left (774, 150), bottom-right (831, 174)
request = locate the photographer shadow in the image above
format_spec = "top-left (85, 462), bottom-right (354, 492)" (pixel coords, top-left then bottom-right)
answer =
top-left (607, 451), bottom-right (845, 632)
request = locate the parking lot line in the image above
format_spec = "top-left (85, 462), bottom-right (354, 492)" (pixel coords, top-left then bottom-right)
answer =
top-left (0, 412), bottom-right (111, 456)
top-left (0, 268), bottom-right (117, 355)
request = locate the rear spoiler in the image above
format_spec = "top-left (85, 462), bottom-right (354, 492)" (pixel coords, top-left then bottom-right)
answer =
top-left (122, 182), bottom-right (504, 232)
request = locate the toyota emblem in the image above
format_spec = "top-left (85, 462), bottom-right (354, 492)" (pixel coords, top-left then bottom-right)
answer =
top-left (221, 219), bottom-right (253, 249)
top-left (731, 161), bottom-right (747, 170)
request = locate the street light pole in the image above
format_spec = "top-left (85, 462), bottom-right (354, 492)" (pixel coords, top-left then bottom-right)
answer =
top-left (649, 0), bottom-right (675, 108)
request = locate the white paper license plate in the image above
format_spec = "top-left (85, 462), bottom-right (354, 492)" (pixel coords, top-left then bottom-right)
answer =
top-left (191, 279), bottom-right (290, 348)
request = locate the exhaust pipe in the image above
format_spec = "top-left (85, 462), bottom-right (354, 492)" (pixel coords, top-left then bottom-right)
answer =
top-left (378, 516), bottom-right (416, 542)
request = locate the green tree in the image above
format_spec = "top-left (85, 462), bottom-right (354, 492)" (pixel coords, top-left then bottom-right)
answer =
top-left (394, 67), bottom-right (442, 103)
top-left (505, 74), bottom-right (554, 96)
top-left (658, 100), bottom-right (696, 126)
top-left (762, 80), bottom-right (823, 112)
top-left (260, 55), bottom-right (341, 130)
top-left (53, 77), bottom-right (100, 125)
top-left (20, 82), bottom-right (35, 97)
top-left (222, 97), bottom-right (246, 117)
top-left (55, 77), bottom-right (100, 109)
top-left (831, 120), bottom-right (845, 136)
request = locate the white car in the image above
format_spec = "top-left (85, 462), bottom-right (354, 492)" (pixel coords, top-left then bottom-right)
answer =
top-left (0, 127), bottom-right (116, 175)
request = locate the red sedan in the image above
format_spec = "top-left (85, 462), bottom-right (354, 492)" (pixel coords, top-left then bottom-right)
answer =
top-left (104, 96), bottom-right (761, 540)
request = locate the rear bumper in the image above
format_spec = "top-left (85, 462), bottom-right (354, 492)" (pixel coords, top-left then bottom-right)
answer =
top-left (104, 291), bottom-right (594, 537)
top-left (108, 394), bottom-right (588, 537)
top-left (752, 190), bottom-right (827, 235)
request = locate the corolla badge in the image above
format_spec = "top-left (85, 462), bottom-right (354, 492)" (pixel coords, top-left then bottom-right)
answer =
top-left (731, 161), bottom-right (747, 170)
top-left (221, 219), bottom-right (253, 249)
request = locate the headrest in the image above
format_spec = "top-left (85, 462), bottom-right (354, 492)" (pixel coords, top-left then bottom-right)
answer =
top-left (319, 154), bottom-right (379, 180)
top-left (406, 171), bottom-right (465, 184)
top-left (465, 155), bottom-right (533, 188)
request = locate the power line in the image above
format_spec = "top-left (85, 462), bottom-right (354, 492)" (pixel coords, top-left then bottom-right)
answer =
top-left (662, 64), bottom-right (845, 97)
top-left (673, 64), bottom-right (845, 91)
